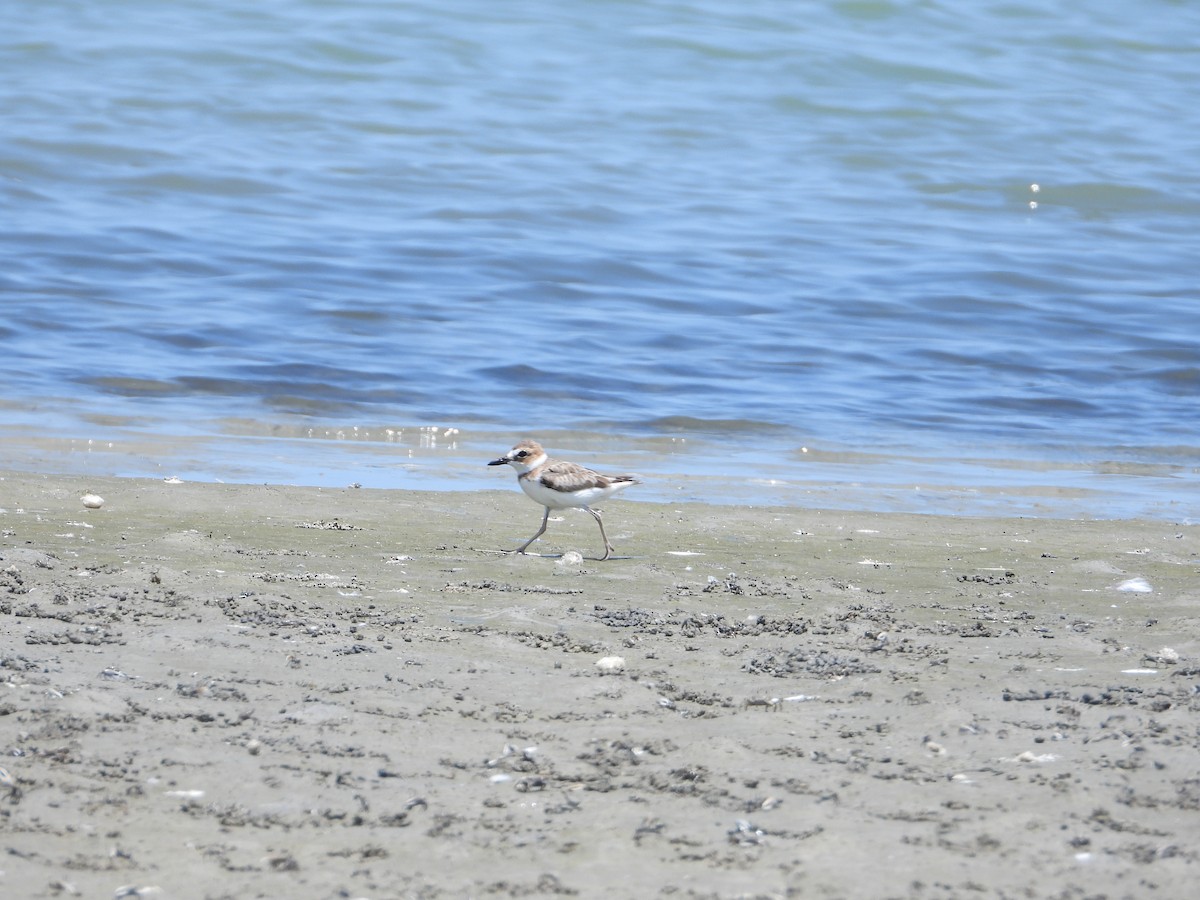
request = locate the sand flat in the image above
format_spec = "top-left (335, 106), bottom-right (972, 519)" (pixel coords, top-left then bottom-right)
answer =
top-left (1, 471), bottom-right (1198, 898)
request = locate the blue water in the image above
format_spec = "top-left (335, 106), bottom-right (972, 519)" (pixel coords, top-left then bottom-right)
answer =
top-left (3, 1), bottom-right (1198, 519)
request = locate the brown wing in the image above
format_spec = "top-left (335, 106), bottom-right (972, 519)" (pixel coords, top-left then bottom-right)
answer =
top-left (538, 461), bottom-right (609, 493)
top-left (538, 461), bottom-right (640, 493)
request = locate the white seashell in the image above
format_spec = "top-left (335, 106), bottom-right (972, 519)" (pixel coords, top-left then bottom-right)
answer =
top-left (595, 656), bottom-right (625, 672)
top-left (1013, 751), bottom-right (1056, 764)
top-left (1115, 577), bottom-right (1152, 593)
top-left (81, 493), bottom-right (104, 509)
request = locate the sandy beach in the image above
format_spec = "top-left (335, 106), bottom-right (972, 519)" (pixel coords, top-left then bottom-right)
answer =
top-left (1, 469), bottom-right (1197, 899)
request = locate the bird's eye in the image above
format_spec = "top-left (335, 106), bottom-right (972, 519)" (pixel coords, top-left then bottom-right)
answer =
top-left (516, 450), bottom-right (528, 459)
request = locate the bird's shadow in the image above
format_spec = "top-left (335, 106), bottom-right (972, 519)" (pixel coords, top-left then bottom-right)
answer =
top-left (472, 548), bottom-right (635, 561)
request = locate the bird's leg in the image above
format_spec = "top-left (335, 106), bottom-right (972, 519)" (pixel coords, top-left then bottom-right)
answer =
top-left (514, 506), bottom-right (551, 554)
top-left (585, 507), bottom-right (615, 560)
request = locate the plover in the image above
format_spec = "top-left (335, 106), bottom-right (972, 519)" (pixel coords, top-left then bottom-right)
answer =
top-left (488, 439), bottom-right (640, 560)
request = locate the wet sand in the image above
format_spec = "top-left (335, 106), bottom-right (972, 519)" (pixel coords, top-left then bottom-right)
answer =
top-left (1, 470), bottom-right (1198, 899)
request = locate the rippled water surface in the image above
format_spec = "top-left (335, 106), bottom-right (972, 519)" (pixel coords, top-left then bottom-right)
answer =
top-left (3, 1), bottom-right (1198, 518)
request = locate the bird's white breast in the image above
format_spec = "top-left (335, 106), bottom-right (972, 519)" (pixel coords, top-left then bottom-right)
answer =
top-left (520, 475), bottom-right (629, 510)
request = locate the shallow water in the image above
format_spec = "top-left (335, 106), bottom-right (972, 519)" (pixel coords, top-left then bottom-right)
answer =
top-left (3, 1), bottom-right (1198, 518)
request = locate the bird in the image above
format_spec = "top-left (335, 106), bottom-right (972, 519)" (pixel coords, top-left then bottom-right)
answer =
top-left (487, 439), bottom-right (640, 560)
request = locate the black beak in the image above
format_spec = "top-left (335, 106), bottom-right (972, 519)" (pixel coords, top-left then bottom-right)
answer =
top-left (487, 457), bottom-right (509, 466)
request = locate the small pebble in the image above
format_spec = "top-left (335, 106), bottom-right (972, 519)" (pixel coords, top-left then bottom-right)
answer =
top-left (595, 656), bottom-right (625, 673)
top-left (82, 493), bottom-right (105, 509)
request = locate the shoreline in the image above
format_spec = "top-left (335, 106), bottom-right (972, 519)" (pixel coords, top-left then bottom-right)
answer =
top-left (1, 424), bottom-right (1195, 522)
top-left (2, 469), bottom-right (1198, 897)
